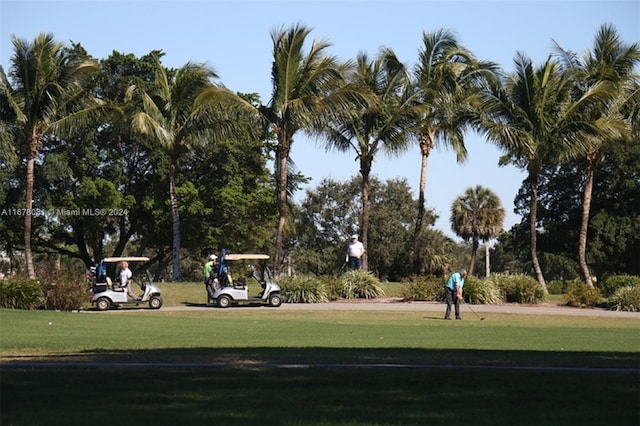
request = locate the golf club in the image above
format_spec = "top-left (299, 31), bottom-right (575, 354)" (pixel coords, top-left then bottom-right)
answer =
top-left (464, 301), bottom-right (485, 320)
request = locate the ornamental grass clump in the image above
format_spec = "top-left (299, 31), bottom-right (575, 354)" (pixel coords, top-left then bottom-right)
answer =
top-left (608, 285), bottom-right (640, 312)
top-left (339, 270), bottom-right (384, 299)
top-left (278, 275), bottom-right (328, 303)
top-left (462, 276), bottom-right (503, 304)
top-left (0, 276), bottom-right (42, 309)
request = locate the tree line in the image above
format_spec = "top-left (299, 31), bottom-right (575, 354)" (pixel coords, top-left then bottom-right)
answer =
top-left (1, 24), bottom-right (638, 290)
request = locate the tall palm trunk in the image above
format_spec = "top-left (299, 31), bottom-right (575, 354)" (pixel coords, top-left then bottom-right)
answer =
top-left (468, 236), bottom-right (479, 275)
top-left (528, 171), bottom-right (548, 294)
top-left (273, 136), bottom-right (291, 276)
top-left (578, 151), bottom-right (597, 286)
top-left (24, 137), bottom-right (37, 279)
top-left (169, 163), bottom-right (181, 281)
top-left (359, 156), bottom-right (372, 271)
top-left (413, 133), bottom-right (434, 274)
top-left (485, 243), bottom-right (490, 277)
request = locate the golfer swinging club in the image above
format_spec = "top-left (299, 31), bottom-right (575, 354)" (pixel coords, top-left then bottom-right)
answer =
top-left (445, 269), bottom-right (467, 320)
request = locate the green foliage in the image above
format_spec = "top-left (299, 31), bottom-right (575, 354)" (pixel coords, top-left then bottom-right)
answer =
top-left (598, 274), bottom-right (640, 297)
top-left (278, 275), bottom-right (329, 304)
top-left (41, 270), bottom-right (91, 311)
top-left (339, 270), bottom-right (385, 299)
top-left (399, 275), bottom-right (443, 302)
top-left (317, 275), bottom-right (342, 301)
top-left (489, 273), bottom-right (546, 304)
top-left (608, 285), bottom-right (640, 312)
top-left (463, 276), bottom-right (503, 304)
top-left (564, 282), bottom-right (604, 308)
top-left (546, 279), bottom-right (580, 295)
top-left (0, 276), bottom-right (42, 309)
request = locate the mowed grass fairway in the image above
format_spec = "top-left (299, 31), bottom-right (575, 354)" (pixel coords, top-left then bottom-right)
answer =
top-left (1, 296), bottom-right (639, 425)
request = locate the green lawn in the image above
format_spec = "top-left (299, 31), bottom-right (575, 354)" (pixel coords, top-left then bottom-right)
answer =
top-left (1, 303), bottom-right (639, 425)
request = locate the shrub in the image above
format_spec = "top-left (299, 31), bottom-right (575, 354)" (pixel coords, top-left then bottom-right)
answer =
top-left (400, 275), bottom-right (443, 302)
top-left (41, 270), bottom-right (91, 311)
top-left (546, 279), bottom-right (579, 295)
top-left (598, 275), bottom-right (640, 297)
top-left (608, 286), bottom-right (640, 312)
top-left (278, 275), bottom-right (328, 303)
top-left (0, 276), bottom-right (42, 309)
top-left (463, 276), bottom-right (503, 305)
top-left (490, 273), bottom-right (546, 304)
top-left (339, 270), bottom-right (384, 299)
top-left (564, 282), bottom-right (604, 308)
top-left (317, 275), bottom-right (341, 301)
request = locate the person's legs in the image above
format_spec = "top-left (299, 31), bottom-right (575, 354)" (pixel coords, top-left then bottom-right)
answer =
top-left (444, 288), bottom-right (453, 319)
top-left (454, 296), bottom-right (461, 319)
top-left (126, 282), bottom-right (138, 300)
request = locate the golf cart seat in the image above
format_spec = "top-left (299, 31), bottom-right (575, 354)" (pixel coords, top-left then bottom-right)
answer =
top-left (233, 277), bottom-right (247, 289)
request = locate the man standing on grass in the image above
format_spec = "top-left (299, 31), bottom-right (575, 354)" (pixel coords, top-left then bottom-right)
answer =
top-left (346, 234), bottom-right (365, 270)
top-left (445, 269), bottom-right (467, 320)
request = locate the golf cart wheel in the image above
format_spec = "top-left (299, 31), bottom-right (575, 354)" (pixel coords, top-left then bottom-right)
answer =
top-left (217, 295), bottom-right (232, 308)
top-left (268, 293), bottom-right (282, 308)
top-left (96, 297), bottom-right (111, 311)
top-left (149, 295), bottom-right (163, 310)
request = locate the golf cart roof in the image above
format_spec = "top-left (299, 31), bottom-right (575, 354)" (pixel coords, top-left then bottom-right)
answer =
top-left (102, 256), bottom-right (150, 263)
top-left (224, 254), bottom-right (270, 261)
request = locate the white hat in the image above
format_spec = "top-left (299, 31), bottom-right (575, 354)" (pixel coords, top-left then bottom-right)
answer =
top-left (209, 254), bottom-right (218, 260)
top-left (351, 234), bottom-right (358, 239)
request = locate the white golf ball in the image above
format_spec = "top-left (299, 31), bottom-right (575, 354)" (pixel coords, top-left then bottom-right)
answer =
top-left (48, 322), bottom-right (52, 326)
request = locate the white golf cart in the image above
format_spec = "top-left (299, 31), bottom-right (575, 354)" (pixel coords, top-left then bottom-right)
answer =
top-left (87, 256), bottom-right (163, 311)
top-left (210, 254), bottom-right (282, 308)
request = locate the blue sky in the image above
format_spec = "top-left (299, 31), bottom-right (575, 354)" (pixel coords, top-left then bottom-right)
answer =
top-left (2, 0), bottom-right (639, 239)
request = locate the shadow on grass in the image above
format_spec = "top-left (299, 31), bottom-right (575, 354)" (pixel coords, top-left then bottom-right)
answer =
top-left (2, 346), bottom-right (638, 370)
top-left (1, 348), bottom-right (638, 426)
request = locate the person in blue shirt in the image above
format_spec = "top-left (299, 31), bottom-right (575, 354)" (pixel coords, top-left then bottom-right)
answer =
top-left (445, 269), bottom-right (467, 320)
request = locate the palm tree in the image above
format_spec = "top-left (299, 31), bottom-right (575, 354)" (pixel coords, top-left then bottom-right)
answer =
top-left (450, 185), bottom-right (505, 276)
top-left (554, 24), bottom-right (640, 286)
top-left (260, 24), bottom-right (357, 274)
top-left (479, 53), bottom-right (615, 293)
top-left (321, 48), bottom-right (415, 271)
top-left (0, 33), bottom-right (98, 278)
top-left (126, 56), bottom-right (257, 281)
top-left (410, 29), bottom-right (500, 274)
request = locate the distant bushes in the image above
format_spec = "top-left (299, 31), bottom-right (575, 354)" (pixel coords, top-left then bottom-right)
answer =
top-left (280, 270), bottom-right (384, 303)
top-left (279, 275), bottom-right (328, 303)
top-left (462, 276), bottom-right (503, 305)
top-left (564, 282), bottom-right (604, 308)
top-left (339, 270), bottom-right (385, 299)
top-left (489, 273), bottom-right (546, 304)
top-left (400, 275), bottom-right (442, 302)
top-left (0, 276), bottom-right (42, 309)
top-left (0, 270), bottom-right (89, 311)
top-left (598, 274), bottom-right (640, 297)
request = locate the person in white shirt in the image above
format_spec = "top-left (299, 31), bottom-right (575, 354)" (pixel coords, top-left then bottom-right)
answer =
top-left (346, 234), bottom-right (365, 270)
top-left (119, 261), bottom-right (137, 300)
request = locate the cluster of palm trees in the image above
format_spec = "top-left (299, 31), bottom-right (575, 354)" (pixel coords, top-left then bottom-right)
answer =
top-left (2, 24), bottom-right (638, 289)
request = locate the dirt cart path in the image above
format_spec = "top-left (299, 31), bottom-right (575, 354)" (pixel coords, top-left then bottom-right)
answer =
top-left (153, 298), bottom-right (640, 318)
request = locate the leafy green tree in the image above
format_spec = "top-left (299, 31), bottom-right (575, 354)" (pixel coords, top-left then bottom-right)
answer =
top-left (260, 24), bottom-right (357, 275)
top-left (293, 176), bottom-right (433, 280)
top-left (321, 48), bottom-right (414, 271)
top-left (554, 24), bottom-right (640, 285)
top-left (410, 29), bottom-right (500, 274)
top-left (450, 185), bottom-right (505, 276)
top-left (0, 33), bottom-right (99, 278)
top-left (125, 55), bottom-right (257, 281)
